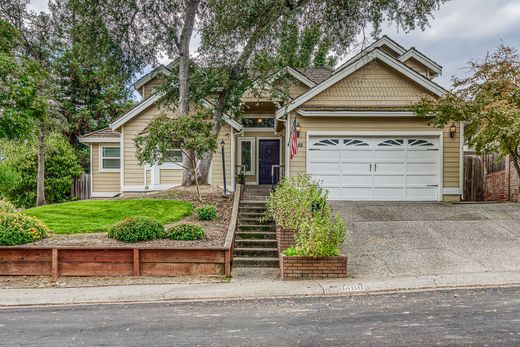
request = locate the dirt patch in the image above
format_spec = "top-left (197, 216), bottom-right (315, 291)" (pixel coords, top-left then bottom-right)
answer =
top-left (0, 275), bottom-right (228, 289)
top-left (17, 185), bottom-right (234, 248)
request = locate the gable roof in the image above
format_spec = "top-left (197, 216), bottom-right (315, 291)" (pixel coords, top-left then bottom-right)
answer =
top-left (334, 36), bottom-right (407, 73)
top-left (109, 92), bottom-right (242, 131)
top-left (133, 65), bottom-right (170, 91)
top-left (399, 48), bottom-right (442, 75)
top-left (275, 48), bottom-right (446, 119)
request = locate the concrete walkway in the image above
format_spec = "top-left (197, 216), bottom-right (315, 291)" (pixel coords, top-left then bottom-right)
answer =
top-left (2, 270), bottom-right (520, 307)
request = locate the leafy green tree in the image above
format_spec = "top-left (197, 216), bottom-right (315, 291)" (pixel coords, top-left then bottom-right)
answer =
top-left (91, 0), bottom-right (448, 185)
top-left (134, 111), bottom-right (217, 201)
top-left (0, 134), bottom-right (83, 208)
top-left (415, 45), bottom-right (520, 201)
top-left (48, 0), bottom-right (136, 149)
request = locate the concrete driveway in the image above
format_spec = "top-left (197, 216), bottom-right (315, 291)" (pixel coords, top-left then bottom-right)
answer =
top-left (330, 201), bottom-right (520, 278)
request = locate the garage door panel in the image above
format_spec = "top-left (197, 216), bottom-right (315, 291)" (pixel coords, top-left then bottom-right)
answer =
top-left (407, 163), bottom-right (437, 173)
top-left (407, 150), bottom-right (438, 161)
top-left (373, 187), bottom-right (405, 199)
top-left (308, 150), bottom-right (339, 161)
top-left (407, 175), bottom-right (438, 185)
top-left (341, 175), bottom-right (372, 186)
top-left (309, 162), bottom-right (340, 173)
top-left (406, 187), bottom-right (438, 199)
top-left (374, 162), bottom-right (405, 173)
top-left (373, 150), bottom-right (405, 161)
top-left (339, 187), bottom-right (373, 199)
top-left (341, 150), bottom-right (372, 160)
top-left (373, 175), bottom-right (405, 185)
top-left (340, 162), bottom-right (371, 173)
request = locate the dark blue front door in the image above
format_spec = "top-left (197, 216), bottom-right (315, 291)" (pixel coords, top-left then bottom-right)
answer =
top-left (259, 140), bottom-right (280, 184)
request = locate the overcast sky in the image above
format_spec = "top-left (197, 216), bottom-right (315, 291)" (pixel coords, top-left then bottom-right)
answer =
top-left (27, 0), bottom-right (520, 88)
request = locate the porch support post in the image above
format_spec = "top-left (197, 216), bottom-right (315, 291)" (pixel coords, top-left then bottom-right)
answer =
top-left (285, 113), bottom-right (291, 177)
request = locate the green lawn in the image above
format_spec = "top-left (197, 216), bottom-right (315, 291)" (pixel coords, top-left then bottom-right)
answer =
top-left (25, 199), bottom-right (192, 234)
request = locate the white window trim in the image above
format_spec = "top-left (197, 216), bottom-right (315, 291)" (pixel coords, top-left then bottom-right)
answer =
top-left (160, 148), bottom-right (184, 170)
top-left (238, 137), bottom-right (256, 176)
top-left (99, 145), bottom-right (121, 172)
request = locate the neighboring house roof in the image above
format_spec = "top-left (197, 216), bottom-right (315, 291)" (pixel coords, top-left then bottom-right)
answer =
top-left (275, 48), bottom-right (446, 119)
top-left (109, 92), bottom-right (242, 132)
top-left (293, 67), bottom-right (333, 84)
top-left (78, 128), bottom-right (120, 143)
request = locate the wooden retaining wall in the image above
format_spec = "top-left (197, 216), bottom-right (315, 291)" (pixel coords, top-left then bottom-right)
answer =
top-left (0, 185), bottom-right (241, 278)
top-left (0, 248), bottom-right (227, 277)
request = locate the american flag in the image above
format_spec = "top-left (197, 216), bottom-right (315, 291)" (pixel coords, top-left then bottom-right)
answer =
top-left (290, 117), bottom-right (298, 159)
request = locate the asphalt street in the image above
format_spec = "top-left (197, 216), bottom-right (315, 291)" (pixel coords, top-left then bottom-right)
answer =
top-left (1, 286), bottom-right (520, 346)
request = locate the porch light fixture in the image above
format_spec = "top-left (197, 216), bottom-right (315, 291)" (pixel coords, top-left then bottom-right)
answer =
top-left (449, 122), bottom-right (457, 138)
top-left (296, 122), bottom-right (302, 138)
top-left (257, 117), bottom-right (263, 126)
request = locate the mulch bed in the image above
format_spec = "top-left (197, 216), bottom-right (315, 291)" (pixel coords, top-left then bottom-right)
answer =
top-left (15, 185), bottom-right (233, 249)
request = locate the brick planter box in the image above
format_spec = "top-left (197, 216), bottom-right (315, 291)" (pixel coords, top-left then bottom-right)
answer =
top-left (275, 225), bottom-right (296, 253)
top-left (280, 254), bottom-right (348, 280)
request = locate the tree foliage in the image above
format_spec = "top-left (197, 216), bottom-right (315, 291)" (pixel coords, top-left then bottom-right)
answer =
top-left (415, 45), bottom-right (520, 200)
top-left (134, 111), bottom-right (217, 201)
top-left (0, 134), bottom-right (83, 208)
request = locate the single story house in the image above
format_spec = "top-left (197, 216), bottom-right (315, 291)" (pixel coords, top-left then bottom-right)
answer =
top-left (79, 36), bottom-right (463, 202)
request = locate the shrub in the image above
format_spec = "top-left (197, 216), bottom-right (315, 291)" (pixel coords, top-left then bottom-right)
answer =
top-left (0, 212), bottom-right (51, 245)
top-left (0, 199), bottom-right (16, 213)
top-left (166, 223), bottom-right (205, 240)
top-left (267, 174), bottom-right (327, 231)
top-left (108, 216), bottom-right (163, 243)
top-left (196, 205), bottom-right (218, 220)
top-left (268, 174), bottom-right (347, 257)
top-left (0, 134), bottom-right (83, 208)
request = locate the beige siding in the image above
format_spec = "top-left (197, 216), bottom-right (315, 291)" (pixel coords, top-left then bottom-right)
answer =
top-left (143, 76), bottom-right (165, 99)
top-left (122, 104), bottom-right (172, 187)
top-left (403, 57), bottom-right (429, 77)
top-left (288, 115), bottom-right (461, 190)
top-left (160, 168), bottom-right (182, 185)
top-left (91, 143), bottom-right (121, 193)
top-left (211, 125), bottom-right (232, 188)
top-left (235, 130), bottom-right (285, 184)
top-left (303, 60), bottom-right (434, 108)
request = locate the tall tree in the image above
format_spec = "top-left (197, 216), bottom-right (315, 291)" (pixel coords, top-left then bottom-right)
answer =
top-left (415, 45), bottom-right (520, 201)
top-left (0, 9), bottom-right (57, 206)
top-left (97, 0), bottom-right (448, 185)
top-left (100, 0), bottom-right (203, 186)
top-left (48, 0), bottom-right (136, 149)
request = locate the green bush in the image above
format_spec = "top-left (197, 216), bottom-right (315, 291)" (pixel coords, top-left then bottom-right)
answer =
top-left (0, 199), bottom-right (16, 213)
top-left (166, 223), bottom-right (205, 240)
top-left (267, 174), bottom-right (327, 231)
top-left (108, 216), bottom-right (164, 243)
top-left (196, 205), bottom-right (218, 220)
top-left (268, 174), bottom-right (347, 257)
top-left (0, 212), bottom-right (51, 245)
top-left (0, 134), bottom-right (83, 208)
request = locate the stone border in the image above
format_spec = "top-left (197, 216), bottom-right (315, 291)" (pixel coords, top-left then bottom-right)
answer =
top-left (280, 254), bottom-right (348, 280)
top-left (0, 185), bottom-right (242, 278)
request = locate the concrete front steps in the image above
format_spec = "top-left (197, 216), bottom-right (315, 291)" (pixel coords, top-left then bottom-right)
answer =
top-left (233, 187), bottom-right (279, 268)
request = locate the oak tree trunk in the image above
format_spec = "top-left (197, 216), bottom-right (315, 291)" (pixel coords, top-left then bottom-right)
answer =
top-left (36, 130), bottom-right (46, 206)
top-left (177, 0), bottom-right (200, 186)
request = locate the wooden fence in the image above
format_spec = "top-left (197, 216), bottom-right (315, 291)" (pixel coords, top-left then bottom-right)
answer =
top-left (463, 154), bottom-right (485, 201)
top-left (71, 173), bottom-right (90, 200)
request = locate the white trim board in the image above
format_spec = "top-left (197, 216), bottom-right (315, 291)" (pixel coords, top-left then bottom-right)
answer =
top-left (399, 48), bottom-right (442, 75)
top-left (78, 137), bottom-right (120, 143)
top-left (91, 192), bottom-right (120, 198)
top-left (275, 48), bottom-right (446, 119)
top-left (296, 110), bottom-right (417, 117)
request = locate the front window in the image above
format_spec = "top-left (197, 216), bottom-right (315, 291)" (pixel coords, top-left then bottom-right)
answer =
top-left (238, 138), bottom-right (255, 175)
top-left (164, 148), bottom-right (183, 163)
top-left (243, 116), bottom-right (275, 128)
top-left (100, 146), bottom-right (120, 171)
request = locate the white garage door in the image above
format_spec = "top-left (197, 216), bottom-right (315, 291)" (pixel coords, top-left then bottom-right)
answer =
top-left (308, 136), bottom-right (441, 201)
